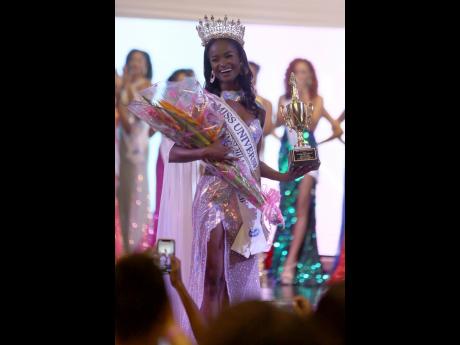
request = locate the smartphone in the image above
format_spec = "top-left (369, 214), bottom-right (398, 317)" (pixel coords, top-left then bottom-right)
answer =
top-left (157, 239), bottom-right (175, 273)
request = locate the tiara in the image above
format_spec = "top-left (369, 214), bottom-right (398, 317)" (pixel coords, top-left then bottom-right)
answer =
top-left (196, 15), bottom-right (245, 47)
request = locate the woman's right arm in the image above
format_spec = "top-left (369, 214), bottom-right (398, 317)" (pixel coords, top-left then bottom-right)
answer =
top-left (117, 103), bottom-right (133, 134)
top-left (337, 110), bottom-right (345, 123)
top-left (117, 70), bottom-right (135, 133)
top-left (169, 144), bottom-right (207, 163)
top-left (169, 138), bottom-right (236, 163)
top-left (169, 256), bottom-right (207, 344)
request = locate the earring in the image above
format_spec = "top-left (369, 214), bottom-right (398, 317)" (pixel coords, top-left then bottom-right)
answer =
top-left (210, 70), bottom-right (216, 83)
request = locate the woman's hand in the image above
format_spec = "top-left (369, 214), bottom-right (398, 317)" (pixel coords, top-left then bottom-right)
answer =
top-left (292, 295), bottom-right (313, 318)
top-left (331, 120), bottom-right (344, 139)
top-left (281, 160), bottom-right (321, 181)
top-left (122, 65), bottom-right (132, 87)
top-left (203, 137), bottom-right (237, 162)
top-left (169, 256), bottom-right (184, 290)
top-left (136, 77), bottom-right (151, 91)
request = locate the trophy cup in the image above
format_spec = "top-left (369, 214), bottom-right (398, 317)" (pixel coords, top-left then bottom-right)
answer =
top-left (279, 72), bottom-right (319, 169)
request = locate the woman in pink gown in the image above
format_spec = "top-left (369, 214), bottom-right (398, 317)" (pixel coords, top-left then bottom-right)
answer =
top-left (168, 16), bottom-right (319, 326)
top-left (115, 119), bottom-right (123, 260)
top-left (115, 71), bottom-right (124, 261)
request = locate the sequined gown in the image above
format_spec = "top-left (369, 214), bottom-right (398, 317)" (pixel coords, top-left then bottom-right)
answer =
top-left (270, 129), bottom-right (329, 286)
top-left (118, 81), bottom-right (152, 253)
top-left (115, 109), bottom-right (123, 261)
top-left (187, 118), bottom-right (264, 314)
top-left (152, 137), bottom-right (165, 242)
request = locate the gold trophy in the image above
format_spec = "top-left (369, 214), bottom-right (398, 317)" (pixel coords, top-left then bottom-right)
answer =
top-left (279, 72), bottom-right (318, 169)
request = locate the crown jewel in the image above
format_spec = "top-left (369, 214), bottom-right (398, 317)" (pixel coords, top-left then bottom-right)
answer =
top-left (196, 15), bottom-right (245, 47)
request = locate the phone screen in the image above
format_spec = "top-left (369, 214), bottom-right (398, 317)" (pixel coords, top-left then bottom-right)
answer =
top-left (157, 239), bottom-right (175, 273)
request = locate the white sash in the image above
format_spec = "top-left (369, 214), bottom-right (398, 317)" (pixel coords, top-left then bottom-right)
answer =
top-left (209, 96), bottom-right (270, 258)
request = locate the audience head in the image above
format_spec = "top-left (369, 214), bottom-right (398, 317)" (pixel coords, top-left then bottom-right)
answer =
top-left (115, 253), bottom-right (170, 344)
top-left (202, 300), bottom-right (322, 345)
top-left (167, 69), bottom-right (195, 82)
top-left (312, 281), bottom-right (345, 345)
top-left (125, 49), bottom-right (153, 81)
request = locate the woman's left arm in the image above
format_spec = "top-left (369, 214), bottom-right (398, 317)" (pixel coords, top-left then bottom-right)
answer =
top-left (260, 161), bottom-right (319, 182)
top-left (259, 160), bottom-right (284, 181)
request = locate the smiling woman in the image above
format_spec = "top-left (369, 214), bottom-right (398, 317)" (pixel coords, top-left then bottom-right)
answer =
top-left (115, 16), bottom-right (345, 257)
top-left (165, 17), bottom-right (320, 335)
top-left (204, 38), bottom-right (260, 118)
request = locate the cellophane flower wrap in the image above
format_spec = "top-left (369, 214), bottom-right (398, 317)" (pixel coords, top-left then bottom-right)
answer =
top-left (128, 78), bottom-right (283, 227)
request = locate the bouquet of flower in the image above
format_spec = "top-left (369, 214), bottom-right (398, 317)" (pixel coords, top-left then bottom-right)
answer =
top-left (128, 78), bottom-right (282, 226)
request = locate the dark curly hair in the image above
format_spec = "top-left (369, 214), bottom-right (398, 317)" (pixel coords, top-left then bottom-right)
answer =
top-left (115, 253), bottom-right (168, 342)
top-left (203, 39), bottom-right (260, 117)
top-left (167, 68), bottom-right (195, 82)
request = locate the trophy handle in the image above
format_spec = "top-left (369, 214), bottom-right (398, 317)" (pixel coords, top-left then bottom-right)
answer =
top-left (306, 102), bottom-right (314, 128)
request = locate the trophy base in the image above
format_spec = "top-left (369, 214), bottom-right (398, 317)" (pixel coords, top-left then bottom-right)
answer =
top-left (288, 147), bottom-right (318, 169)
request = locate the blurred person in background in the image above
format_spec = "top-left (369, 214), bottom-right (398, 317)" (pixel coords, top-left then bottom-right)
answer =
top-left (116, 70), bottom-right (123, 260)
top-left (248, 61), bottom-right (273, 137)
top-left (117, 49), bottom-right (155, 253)
top-left (154, 69), bottom-right (197, 241)
top-left (201, 300), bottom-right (323, 345)
top-left (248, 61), bottom-right (274, 282)
top-left (313, 281), bottom-right (345, 345)
top-left (291, 281), bottom-right (345, 345)
top-left (270, 58), bottom-right (343, 286)
top-left (155, 69), bottom-right (202, 331)
top-left (115, 253), bottom-right (191, 345)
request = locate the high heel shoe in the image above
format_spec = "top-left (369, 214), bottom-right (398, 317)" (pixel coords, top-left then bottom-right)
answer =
top-left (280, 262), bottom-right (296, 285)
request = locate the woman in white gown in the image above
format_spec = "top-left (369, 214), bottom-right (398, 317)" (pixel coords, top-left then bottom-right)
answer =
top-left (157, 138), bottom-right (200, 321)
top-left (152, 69), bottom-right (196, 241)
top-left (155, 69), bottom-right (201, 326)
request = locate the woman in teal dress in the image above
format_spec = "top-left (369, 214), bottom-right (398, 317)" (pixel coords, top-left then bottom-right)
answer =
top-left (271, 130), bottom-right (327, 286)
top-left (270, 58), bottom-right (342, 286)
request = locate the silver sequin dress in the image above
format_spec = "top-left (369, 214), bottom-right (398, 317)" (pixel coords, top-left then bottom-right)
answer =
top-left (187, 118), bottom-right (264, 312)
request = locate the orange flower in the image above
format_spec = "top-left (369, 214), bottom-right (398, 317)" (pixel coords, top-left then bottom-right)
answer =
top-left (158, 100), bottom-right (200, 126)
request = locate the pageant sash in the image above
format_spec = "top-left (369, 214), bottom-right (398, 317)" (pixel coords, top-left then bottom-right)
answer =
top-left (209, 95), bottom-right (270, 258)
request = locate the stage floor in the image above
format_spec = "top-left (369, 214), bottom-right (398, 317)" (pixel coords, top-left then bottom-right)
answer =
top-left (260, 256), bottom-right (335, 310)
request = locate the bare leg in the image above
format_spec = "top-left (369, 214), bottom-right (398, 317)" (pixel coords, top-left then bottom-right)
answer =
top-left (201, 222), bottom-right (229, 321)
top-left (281, 175), bottom-right (314, 284)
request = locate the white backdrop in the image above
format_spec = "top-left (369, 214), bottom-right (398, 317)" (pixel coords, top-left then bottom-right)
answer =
top-left (115, 17), bottom-right (345, 256)
top-left (115, 0), bottom-right (345, 27)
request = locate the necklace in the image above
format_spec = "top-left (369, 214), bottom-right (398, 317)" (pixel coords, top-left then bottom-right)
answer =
top-left (221, 90), bottom-right (244, 102)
